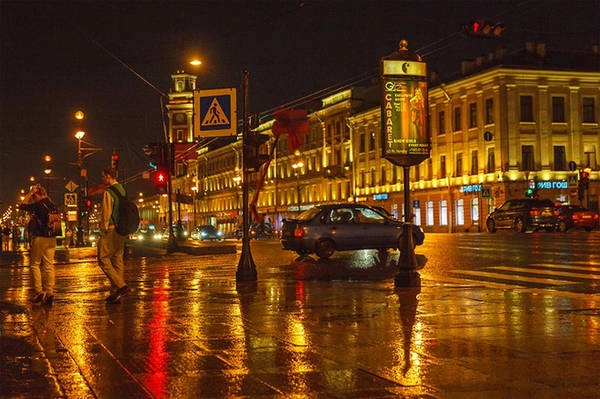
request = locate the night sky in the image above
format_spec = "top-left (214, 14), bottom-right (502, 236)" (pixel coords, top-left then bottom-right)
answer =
top-left (1, 0), bottom-right (599, 208)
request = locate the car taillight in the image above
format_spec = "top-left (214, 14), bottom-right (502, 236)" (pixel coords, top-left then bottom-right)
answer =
top-left (595, 214), bottom-right (599, 220)
top-left (553, 209), bottom-right (559, 215)
top-left (293, 224), bottom-right (304, 238)
top-left (530, 209), bottom-right (540, 216)
top-left (573, 214), bottom-right (580, 220)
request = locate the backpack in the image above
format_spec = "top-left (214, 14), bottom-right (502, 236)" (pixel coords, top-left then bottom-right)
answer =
top-left (107, 186), bottom-right (140, 236)
top-left (41, 200), bottom-right (62, 237)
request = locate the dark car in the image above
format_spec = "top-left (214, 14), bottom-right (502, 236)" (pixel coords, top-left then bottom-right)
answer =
top-left (486, 198), bottom-right (559, 233)
top-left (280, 203), bottom-right (425, 259)
top-left (194, 225), bottom-right (224, 241)
top-left (556, 205), bottom-right (599, 232)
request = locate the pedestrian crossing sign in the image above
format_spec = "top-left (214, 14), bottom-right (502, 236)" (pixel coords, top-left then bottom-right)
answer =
top-left (194, 88), bottom-right (237, 137)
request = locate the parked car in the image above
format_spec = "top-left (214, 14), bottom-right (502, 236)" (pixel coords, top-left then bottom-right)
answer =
top-left (486, 198), bottom-right (559, 233)
top-left (194, 225), bottom-right (224, 241)
top-left (235, 222), bottom-right (276, 240)
top-left (556, 205), bottom-right (599, 232)
top-left (280, 203), bottom-right (425, 259)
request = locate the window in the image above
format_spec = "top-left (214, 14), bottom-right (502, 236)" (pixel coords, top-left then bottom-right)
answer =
top-left (583, 97), bottom-right (596, 123)
top-left (438, 111), bottom-right (446, 134)
top-left (359, 133), bottom-right (366, 153)
top-left (455, 153), bottom-right (463, 177)
top-left (439, 200), bottom-right (448, 226)
top-left (440, 155), bottom-right (446, 178)
top-left (552, 96), bottom-right (565, 122)
top-left (360, 170), bottom-right (365, 188)
top-left (426, 201), bottom-right (434, 226)
top-left (469, 102), bottom-right (477, 128)
top-left (370, 168), bottom-right (376, 186)
top-left (584, 147), bottom-right (597, 169)
top-left (471, 150), bottom-right (478, 175)
top-left (553, 146), bottom-right (566, 171)
top-left (487, 148), bottom-right (495, 173)
top-left (485, 98), bottom-right (494, 124)
top-left (369, 131), bottom-right (376, 151)
top-left (520, 95), bottom-right (534, 122)
top-left (380, 166), bottom-right (387, 185)
top-left (414, 207), bottom-right (421, 226)
top-left (471, 198), bottom-right (479, 224)
top-left (456, 199), bottom-right (465, 226)
top-left (453, 106), bottom-right (462, 131)
top-left (176, 129), bottom-right (184, 142)
top-left (522, 145), bottom-right (535, 171)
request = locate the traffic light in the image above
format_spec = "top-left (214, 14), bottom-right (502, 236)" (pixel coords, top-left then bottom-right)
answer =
top-left (83, 196), bottom-right (92, 211)
top-left (111, 153), bottom-right (119, 170)
top-left (462, 19), bottom-right (505, 38)
top-left (580, 170), bottom-right (590, 189)
top-left (152, 169), bottom-right (168, 194)
top-left (525, 180), bottom-right (535, 198)
top-left (245, 133), bottom-right (270, 172)
top-left (143, 143), bottom-right (167, 170)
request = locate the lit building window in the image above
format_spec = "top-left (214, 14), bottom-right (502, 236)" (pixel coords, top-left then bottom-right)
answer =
top-left (426, 201), bottom-right (434, 226)
top-left (456, 198), bottom-right (464, 226)
top-left (440, 200), bottom-right (448, 226)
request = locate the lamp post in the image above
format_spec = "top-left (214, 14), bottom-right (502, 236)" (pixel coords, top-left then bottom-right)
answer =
top-left (292, 153), bottom-right (304, 212)
top-left (73, 119), bottom-right (101, 246)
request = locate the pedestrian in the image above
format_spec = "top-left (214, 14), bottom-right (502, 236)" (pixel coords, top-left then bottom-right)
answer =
top-left (98, 167), bottom-right (129, 304)
top-left (2, 225), bottom-right (10, 251)
top-left (18, 184), bottom-right (57, 305)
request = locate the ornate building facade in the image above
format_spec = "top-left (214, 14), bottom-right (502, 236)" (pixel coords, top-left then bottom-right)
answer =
top-left (144, 42), bottom-right (599, 235)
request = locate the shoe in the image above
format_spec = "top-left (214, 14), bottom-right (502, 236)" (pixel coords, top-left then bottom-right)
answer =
top-left (43, 295), bottom-right (54, 306)
top-left (116, 285), bottom-right (130, 296)
top-left (105, 285), bottom-right (129, 304)
top-left (105, 294), bottom-right (121, 304)
top-left (31, 292), bottom-right (45, 304)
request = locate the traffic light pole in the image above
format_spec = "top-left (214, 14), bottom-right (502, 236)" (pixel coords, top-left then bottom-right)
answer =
top-left (236, 70), bottom-right (257, 282)
top-left (166, 142), bottom-right (178, 253)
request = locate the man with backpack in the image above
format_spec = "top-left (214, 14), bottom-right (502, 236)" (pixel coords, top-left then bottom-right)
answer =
top-left (99, 168), bottom-right (130, 304)
top-left (19, 184), bottom-right (58, 305)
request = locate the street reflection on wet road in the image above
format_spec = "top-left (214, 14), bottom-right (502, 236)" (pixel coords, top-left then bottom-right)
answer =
top-left (1, 233), bottom-right (599, 397)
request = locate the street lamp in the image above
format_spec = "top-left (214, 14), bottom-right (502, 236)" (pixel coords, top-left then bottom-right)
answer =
top-left (73, 121), bottom-right (101, 246)
top-left (292, 153), bottom-right (304, 212)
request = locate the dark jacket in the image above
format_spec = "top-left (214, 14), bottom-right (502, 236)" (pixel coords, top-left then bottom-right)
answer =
top-left (20, 198), bottom-right (56, 238)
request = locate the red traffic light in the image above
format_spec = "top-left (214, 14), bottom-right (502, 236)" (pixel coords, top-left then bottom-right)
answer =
top-left (462, 19), bottom-right (504, 38)
top-left (152, 169), bottom-right (168, 193)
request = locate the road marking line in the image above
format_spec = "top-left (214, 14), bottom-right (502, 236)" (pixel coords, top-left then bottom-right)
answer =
top-left (531, 263), bottom-right (600, 273)
top-left (455, 269), bottom-right (570, 285)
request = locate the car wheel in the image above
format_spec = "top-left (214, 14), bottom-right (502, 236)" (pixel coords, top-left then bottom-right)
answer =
top-left (557, 221), bottom-right (568, 232)
top-left (513, 217), bottom-right (525, 233)
top-left (315, 239), bottom-right (335, 259)
top-left (486, 219), bottom-right (497, 233)
top-left (584, 227), bottom-right (593, 232)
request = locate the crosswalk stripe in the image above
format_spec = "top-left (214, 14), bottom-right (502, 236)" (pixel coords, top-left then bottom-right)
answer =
top-left (455, 269), bottom-right (571, 285)
top-left (531, 263), bottom-right (600, 273)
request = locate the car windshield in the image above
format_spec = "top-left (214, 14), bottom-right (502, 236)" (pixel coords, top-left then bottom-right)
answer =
top-left (296, 207), bottom-right (322, 221)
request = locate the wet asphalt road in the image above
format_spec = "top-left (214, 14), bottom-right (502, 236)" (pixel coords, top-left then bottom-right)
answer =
top-left (1, 233), bottom-right (599, 398)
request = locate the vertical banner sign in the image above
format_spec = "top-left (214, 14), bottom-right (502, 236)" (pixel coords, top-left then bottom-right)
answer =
top-left (381, 41), bottom-right (430, 167)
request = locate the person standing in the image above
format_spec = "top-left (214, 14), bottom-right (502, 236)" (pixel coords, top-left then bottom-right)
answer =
top-left (98, 168), bottom-right (129, 304)
top-left (19, 184), bottom-right (57, 305)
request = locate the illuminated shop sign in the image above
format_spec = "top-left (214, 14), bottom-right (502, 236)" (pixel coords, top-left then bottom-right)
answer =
top-left (536, 180), bottom-right (568, 189)
top-left (373, 193), bottom-right (389, 200)
top-left (460, 184), bottom-right (482, 193)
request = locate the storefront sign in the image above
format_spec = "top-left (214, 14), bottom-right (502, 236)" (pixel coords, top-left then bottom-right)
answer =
top-left (536, 180), bottom-right (568, 190)
top-left (460, 184), bottom-right (482, 193)
top-left (373, 193), bottom-right (389, 200)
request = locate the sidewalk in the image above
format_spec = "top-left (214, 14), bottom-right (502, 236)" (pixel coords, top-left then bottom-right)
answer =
top-left (1, 246), bottom-right (599, 398)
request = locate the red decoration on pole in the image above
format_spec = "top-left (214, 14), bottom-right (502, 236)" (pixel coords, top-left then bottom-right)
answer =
top-left (272, 109), bottom-right (309, 152)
